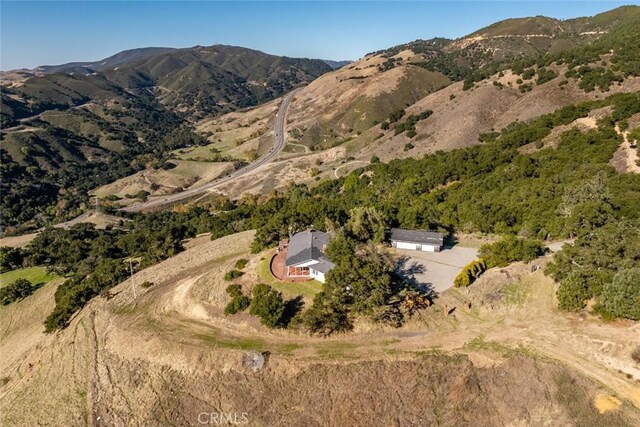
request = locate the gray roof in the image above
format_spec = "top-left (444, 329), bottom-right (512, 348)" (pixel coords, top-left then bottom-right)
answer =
top-left (390, 228), bottom-right (444, 246)
top-left (311, 259), bottom-right (335, 273)
top-left (285, 230), bottom-right (333, 267)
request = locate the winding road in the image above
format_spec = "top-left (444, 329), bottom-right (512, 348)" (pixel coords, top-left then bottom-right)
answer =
top-left (121, 88), bottom-right (302, 212)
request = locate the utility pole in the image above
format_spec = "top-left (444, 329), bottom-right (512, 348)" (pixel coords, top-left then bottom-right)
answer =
top-left (129, 259), bottom-right (137, 299)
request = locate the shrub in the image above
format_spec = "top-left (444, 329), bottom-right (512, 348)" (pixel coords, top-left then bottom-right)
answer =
top-left (135, 190), bottom-right (150, 201)
top-left (234, 258), bottom-right (249, 270)
top-left (596, 268), bottom-right (640, 320)
top-left (0, 278), bottom-right (40, 305)
top-left (557, 272), bottom-right (591, 311)
top-left (224, 284), bottom-right (250, 315)
top-left (0, 247), bottom-right (24, 272)
top-left (479, 237), bottom-right (547, 268)
top-left (140, 281), bottom-right (154, 289)
top-left (224, 269), bottom-right (244, 281)
top-left (249, 284), bottom-right (285, 328)
top-left (388, 109), bottom-right (405, 123)
top-left (454, 259), bottom-right (487, 288)
top-left (304, 290), bottom-right (352, 336)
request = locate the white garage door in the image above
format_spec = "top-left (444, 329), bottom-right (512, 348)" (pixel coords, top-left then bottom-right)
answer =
top-left (396, 241), bottom-right (419, 250)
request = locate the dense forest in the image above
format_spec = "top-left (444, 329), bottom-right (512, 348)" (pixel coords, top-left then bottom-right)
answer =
top-left (3, 91), bottom-right (638, 331)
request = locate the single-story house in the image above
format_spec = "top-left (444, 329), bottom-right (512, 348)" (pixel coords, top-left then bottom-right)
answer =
top-left (285, 230), bottom-right (335, 283)
top-left (390, 228), bottom-right (444, 252)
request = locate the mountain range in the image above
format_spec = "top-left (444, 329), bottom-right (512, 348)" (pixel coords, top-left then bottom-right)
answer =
top-left (1, 5), bottom-right (639, 231)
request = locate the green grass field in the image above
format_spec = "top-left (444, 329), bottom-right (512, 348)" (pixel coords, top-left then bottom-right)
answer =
top-left (256, 255), bottom-right (323, 300)
top-left (0, 267), bottom-right (58, 288)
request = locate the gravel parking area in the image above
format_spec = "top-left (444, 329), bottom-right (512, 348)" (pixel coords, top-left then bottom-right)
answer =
top-left (395, 245), bottom-right (478, 294)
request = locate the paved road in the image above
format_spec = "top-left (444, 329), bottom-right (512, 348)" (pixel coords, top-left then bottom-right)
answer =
top-left (121, 88), bottom-right (302, 212)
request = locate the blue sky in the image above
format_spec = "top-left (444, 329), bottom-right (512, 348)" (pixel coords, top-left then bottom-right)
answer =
top-left (1, 1), bottom-right (638, 70)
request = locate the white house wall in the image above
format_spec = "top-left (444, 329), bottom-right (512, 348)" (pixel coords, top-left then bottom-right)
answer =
top-left (310, 269), bottom-right (326, 283)
top-left (394, 241), bottom-right (438, 252)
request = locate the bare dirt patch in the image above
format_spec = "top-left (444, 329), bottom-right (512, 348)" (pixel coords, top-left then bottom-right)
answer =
top-left (595, 394), bottom-right (622, 414)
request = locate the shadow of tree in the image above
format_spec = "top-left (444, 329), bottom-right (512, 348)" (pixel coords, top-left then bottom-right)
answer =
top-left (394, 256), bottom-right (438, 300)
top-left (281, 295), bottom-right (305, 327)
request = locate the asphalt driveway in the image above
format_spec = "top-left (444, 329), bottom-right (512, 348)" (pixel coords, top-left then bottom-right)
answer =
top-left (395, 245), bottom-right (479, 295)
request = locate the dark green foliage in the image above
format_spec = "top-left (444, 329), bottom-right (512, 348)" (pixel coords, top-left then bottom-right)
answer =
top-left (224, 284), bottom-right (250, 315)
top-left (522, 68), bottom-right (536, 80)
top-left (0, 247), bottom-right (24, 272)
top-left (479, 237), bottom-right (547, 268)
top-left (224, 270), bottom-right (244, 281)
top-left (139, 281), bottom-right (154, 289)
top-left (0, 278), bottom-right (42, 305)
top-left (394, 110), bottom-right (433, 136)
top-left (249, 284), bottom-right (285, 328)
top-left (44, 257), bottom-right (127, 331)
top-left (454, 259), bottom-right (487, 288)
top-left (380, 121), bottom-right (390, 130)
top-left (566, 66), bottom-right (623, 92)
top-left (304, 289), bottom-right (352, 336)
top-left (596, 268), bottom-right (640, 320)
top-left (536, 67), bottom-right (557, 85)
top-left (345, 207), bottom-right (387, 243)
top-left (234, 258), bottom-right (249, 270)
top-left (388, 109), bottom-right (405, 123)
top-left (518, 83), bottom-right (533, 93)
top-left (303, 232), bottom-right (414, 335)
top-left (556, 271), bottom-right (592, 311)
top-left (547, 219), bottom-right (640, 316)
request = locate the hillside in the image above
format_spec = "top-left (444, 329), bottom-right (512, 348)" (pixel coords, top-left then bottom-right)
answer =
top-left (183, 5), bottom-right (640, 199)
top-left (2, 6), bottom-right (640, 229)
top-left (0, 46), bottom-right (331, 230)
top-left (1, 231), bottom-right (639, 425)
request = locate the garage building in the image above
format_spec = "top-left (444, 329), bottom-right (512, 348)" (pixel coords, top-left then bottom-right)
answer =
top-left (390, 228), bottom-right (444, 252)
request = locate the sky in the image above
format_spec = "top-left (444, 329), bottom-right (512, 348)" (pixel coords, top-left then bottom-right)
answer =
top-left (1, 1), bottom-right (638, 70)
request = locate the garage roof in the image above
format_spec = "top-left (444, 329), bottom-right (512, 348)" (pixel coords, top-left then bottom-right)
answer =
top-left (390, 228), bottom-right (444, 246)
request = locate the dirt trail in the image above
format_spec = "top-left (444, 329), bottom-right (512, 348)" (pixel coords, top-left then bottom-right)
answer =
top-left (612, 123), bottom-right (640, 173)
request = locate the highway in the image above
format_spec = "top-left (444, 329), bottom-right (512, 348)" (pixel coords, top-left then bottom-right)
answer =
top-left (121, 87), bottom-right (302, 212)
